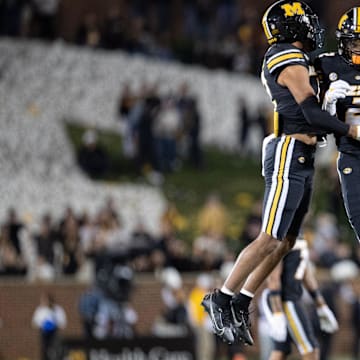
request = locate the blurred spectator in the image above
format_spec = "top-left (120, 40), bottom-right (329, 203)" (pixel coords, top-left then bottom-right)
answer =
top-left (60, 212), bottom-right (81, 275)
top-left (187, 273), bottom-right (215, 360)
top-left (78, 212), bottom-right (97, 256)
top-left (0, 0), bottom-right (27, 36)
top-left (193, 231), bottom-right (227, 270)
top-left (153, 98), bottom-right (182, 173)
top-left (118, 83), bottom-right (137, 159)
top-left (153, 267), bottom-right (189, 337)
top-left (197, 193), bottom-right (229, 239)
top-left (92, 296), bottom-right (138, 339)
top-left (238, 199), bottom-right (262, 249)
top-left (254, 104), bottom-right (271, 139)
top-left (76, 12), bottom-right (102, 47)
top-left (102, 6), bottom-right (126, 50)
top-left (129, 219), bottom-right (154, 250)
top-left (81, 262), bottom-right (137, 339)
top-left (78, 287), bottom-right (103, 338)
top-left (5, 208), bottom-right (24, 255)
top-left (118, 82), bottom-right (136, 121)
top-left (0, 224), bottom-right (27, 276)
top-left (160, 202), bottom-right (187, 234)
top-left (77, 129), bottom-right (109, 179)
top-left (237, 98), bottom-right (267, 158)
top-left (238, 98), bottom-right (251, 155)
top-left (29, 0), bottom-right (59, 40)
top-left (135, 86), bottom-right (160, 173)
top-left (33, 255), bottom-right (55, 282)
top-left (312, 212), bottom-right (340, 268)
top-left (126, 16), bottom-right (152, 55)
top-left (32, 292), bottom-right (67, 360)
top-left (34, 213), bottom-right (57, 267)
top-left (183, 98), bottom-right (203, 169)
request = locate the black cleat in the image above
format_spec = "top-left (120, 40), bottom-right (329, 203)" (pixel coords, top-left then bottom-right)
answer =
top-left (201, 291), bottom-right (235, 344)
top-left (230, 300), bottom-right (254, 346)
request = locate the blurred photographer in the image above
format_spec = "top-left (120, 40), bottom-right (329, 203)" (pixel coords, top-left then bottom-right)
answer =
top-left (32, 293), bottom-right (67, 360)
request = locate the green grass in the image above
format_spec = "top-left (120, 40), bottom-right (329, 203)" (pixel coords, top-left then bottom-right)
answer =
top-left (64, 121), bottom-right (354, 246)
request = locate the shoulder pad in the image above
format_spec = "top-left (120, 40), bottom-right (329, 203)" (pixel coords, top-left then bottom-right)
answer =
top-left (265, 44), bottom-right (306, 74)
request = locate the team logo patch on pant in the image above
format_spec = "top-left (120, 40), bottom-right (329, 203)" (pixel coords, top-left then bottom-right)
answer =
top-left (343, 167), bottom-right (352, 174)
top-left (298, 156), bottom-right (305, 164)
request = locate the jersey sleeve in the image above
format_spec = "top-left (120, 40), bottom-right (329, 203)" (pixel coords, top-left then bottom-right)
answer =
top-left (265, 44), bottom-right (307, 75)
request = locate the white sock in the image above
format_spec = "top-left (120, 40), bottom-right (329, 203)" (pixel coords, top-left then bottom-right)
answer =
top-left (240, 289), bottom-right (254, 298)
top-left (221, 286), bottom-right (235, 296)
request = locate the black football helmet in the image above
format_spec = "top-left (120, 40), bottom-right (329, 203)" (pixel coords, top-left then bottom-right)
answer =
top-left (262, 0), bottom-right (324, 51)
top-left (336, 7), bottom-right (360, 66)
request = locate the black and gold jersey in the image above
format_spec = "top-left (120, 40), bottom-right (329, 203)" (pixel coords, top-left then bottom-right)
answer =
top-left (315, 52), bottom-right (360, 153)
top-left (261, 43), bottom-right (320, 137)
top-left (281, 239), bottom-right (309, 302)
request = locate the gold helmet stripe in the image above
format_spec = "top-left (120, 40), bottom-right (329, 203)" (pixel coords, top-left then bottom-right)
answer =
top-left (262, 7), bottom-right (273, 42)
top-left (338, 13), bottom-right (348, 30)
top-left (356, 7), bottom-right (360, 33)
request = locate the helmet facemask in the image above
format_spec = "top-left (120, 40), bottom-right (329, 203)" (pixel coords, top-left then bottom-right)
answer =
top-left (339, 37), bottom-right (360, 66)
top-left (299, 13), bottom-right (324, 50)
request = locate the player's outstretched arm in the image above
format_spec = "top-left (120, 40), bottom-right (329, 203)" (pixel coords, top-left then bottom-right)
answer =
top-left (278, 65), bottom-right (360, 140)
top-left (261, 263), bottom-right (287, 342)
top-left (303, 263), bottom-right (339, 334)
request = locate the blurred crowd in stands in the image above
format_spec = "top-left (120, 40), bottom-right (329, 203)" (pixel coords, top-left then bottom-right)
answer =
top-left (2, 187), bottom-right (360, 281)
top-left (117, 81), bottom-right (203, 176)
top-left (75, 81), bottom-right (203, 182)
top-left (77, 80), bottom-right (270, 180)
top-left (0, 0), bottom-right (285, 75)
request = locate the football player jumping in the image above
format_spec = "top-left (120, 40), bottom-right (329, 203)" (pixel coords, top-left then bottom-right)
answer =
top-left (202, 0), bottom-right (360, 346)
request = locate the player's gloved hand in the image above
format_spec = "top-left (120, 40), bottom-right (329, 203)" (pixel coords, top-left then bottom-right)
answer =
top-left (316, 304), bottom-right (339, 333)
top-left (261, 289), bottom-right (287, 342)
top-left (268, 312), bottom-right (288, 342)
top-left (322, 80), bottom-right (351, 116)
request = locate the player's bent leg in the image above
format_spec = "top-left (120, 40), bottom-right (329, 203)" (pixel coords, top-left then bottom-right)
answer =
top-left (229, 235), bottom-right (295, 346)
top-left (202, 232), bottom-right (277, 345)
top-left (241, 234), bottom-right (296, 294)
top-left (337, 152), bottom-right (360, 242)
top-left (223, 232), bottom-right (278, 291)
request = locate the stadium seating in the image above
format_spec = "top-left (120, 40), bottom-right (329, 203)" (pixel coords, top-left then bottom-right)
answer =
top-left (0, 39), bottom-right (268, 231)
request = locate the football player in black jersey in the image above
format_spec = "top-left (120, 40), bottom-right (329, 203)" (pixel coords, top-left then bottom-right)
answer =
top-left (261, 237), bottom-right (338, 360)
top-left (201, 0), bottom-right (360, 346)
top-left (315, 7), bottom-right (360, 243)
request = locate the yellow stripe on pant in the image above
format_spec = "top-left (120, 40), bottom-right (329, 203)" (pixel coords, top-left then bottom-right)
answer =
top-left (265, 136), bottom-right (291, 235)
top-left (283, 302), bottom-right (312, 355)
